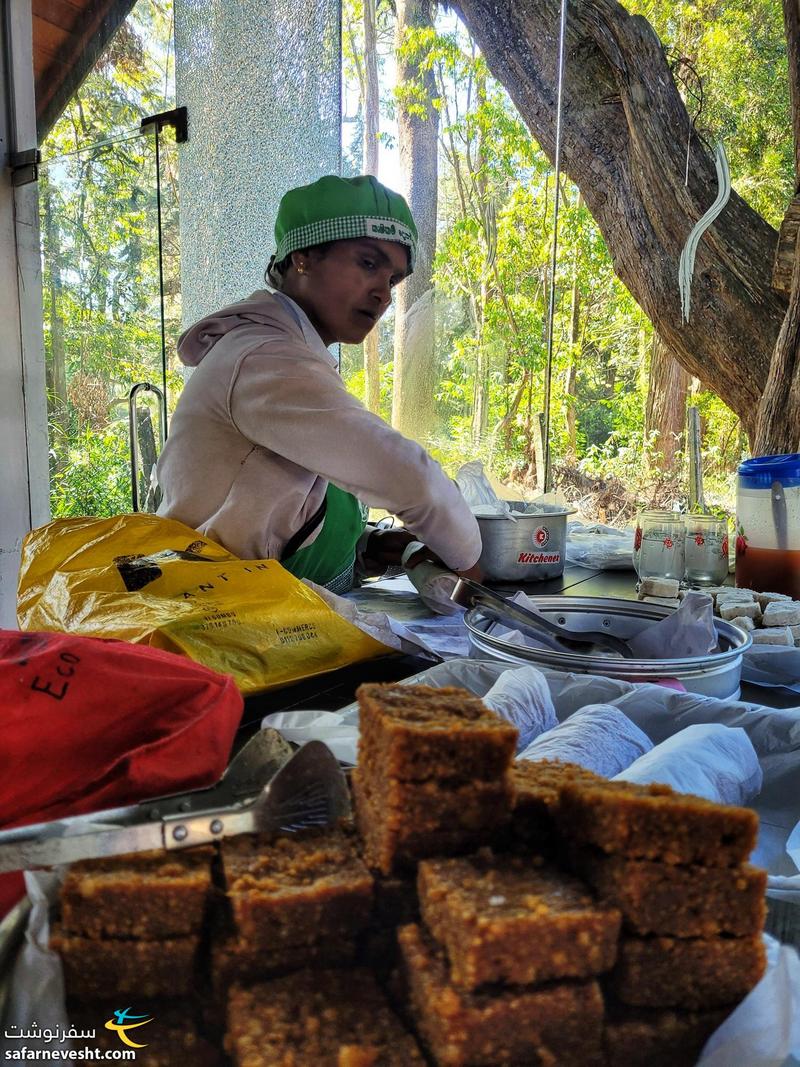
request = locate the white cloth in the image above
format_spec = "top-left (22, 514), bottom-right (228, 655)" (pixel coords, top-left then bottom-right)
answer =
top-left (482, 665), bottom-right (558, 750)
top-left (615, 722), bottom-right (763, 805)
top-left (156, 289), bottom-right (481, 569)
top-left (517, 703), bottom-right (653, 776)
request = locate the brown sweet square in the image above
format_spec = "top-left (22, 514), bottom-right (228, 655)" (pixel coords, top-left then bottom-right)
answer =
top-left (571, 847), bottom-right (766, 937)
top-left (225, 968), bottom-right (424, 1066)
top-left (51, 923), bottom-right (197, 1001)
top-left (398, 923), bottom-right (605, 1067)
top-left (352, 769), bottom-right (508, 874)
top-left (211, 929), bottom-right (357, 990)
top-left (557, 778), bottom-right (758, 867)
top-left (510, 759), bottom-right (607, 849)
top-left (604, 1005), bottom-right (731, 1067)
top-left (220, 825), bottom-right (373, 949)
top-left (357, 683), bottom-right (517, 783)
top-left (417, 852), bottom-right (620, 989)
top-left (609, 934), bottom-right (766, 1010)
top-left (60, 846), bottom-right (213, 939)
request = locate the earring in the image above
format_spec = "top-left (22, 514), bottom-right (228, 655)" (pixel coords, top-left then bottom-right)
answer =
top-left (296, 264), bottom-right (306, 275)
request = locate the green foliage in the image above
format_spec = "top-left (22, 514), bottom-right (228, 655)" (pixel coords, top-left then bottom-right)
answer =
top-left (41, 0), bottom-right (177, 518)
top-left (54, 0), bottom-right (791, 523)
top-left (50, 425), bottom-right (132, 517)
top-left (340, 0), bottom-right (791, 511)
top-left (627, 0), bottom-right (792, 226)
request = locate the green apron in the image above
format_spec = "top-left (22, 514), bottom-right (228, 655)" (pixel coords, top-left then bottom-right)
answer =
top-left (281, 484), bottom-right (368, 592)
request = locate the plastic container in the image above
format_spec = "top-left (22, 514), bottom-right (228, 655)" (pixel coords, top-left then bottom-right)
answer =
top-left (476, 502), bottom-right (575, 582)
top-left (736, 453), bottom-right (800, 597)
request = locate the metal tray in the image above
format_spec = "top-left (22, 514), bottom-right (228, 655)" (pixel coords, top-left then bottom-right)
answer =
top-left (465, 595), bottom-right (751, 699)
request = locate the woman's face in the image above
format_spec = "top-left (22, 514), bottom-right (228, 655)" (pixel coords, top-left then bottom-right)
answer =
top-left (287, 238), bottom-right (410, 345)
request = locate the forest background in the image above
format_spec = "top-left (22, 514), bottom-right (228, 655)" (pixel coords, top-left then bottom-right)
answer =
top-left (39, 0), bottom-right (793, 523)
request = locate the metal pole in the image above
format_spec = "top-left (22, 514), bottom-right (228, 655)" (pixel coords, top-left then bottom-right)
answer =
top-left (687, 405), bottom-right (706, 511)
top-left (543, 0), bottom-right (569, 494)
top-left (153, 124), bottom-right (169, 434)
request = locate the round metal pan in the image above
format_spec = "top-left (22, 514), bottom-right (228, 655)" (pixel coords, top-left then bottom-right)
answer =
top-left (464, 595), bottom-right (752, 700)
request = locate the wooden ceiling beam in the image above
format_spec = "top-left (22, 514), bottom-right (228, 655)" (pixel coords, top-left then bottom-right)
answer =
top-left (34, 0), bottom-right (138, 141)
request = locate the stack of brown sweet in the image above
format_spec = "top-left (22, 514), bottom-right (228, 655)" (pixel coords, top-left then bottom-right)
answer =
top-left (557, 771), bottom-right (767, 1066)
top-left (51, 847), bottom-right (219, 1064)
top-left (352, 683), bottom-right (518, 873)
top-left (48, 682), bottom-right (767, 1067)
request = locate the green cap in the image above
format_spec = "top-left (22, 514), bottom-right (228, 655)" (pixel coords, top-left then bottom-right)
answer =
top-left (273, 174), bottom-right (417, 273)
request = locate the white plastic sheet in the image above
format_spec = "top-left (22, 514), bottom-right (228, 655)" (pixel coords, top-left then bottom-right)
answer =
top-left (455, 460), bottom-right (515, 519)
top-left (566, 521), bottom-right (635, 570)
top-left (518, 703), bottom-right (652, 776)
top-left (627, 590), bottom-right (718, 659)
top-left (616, 723), bottom-right (763, 805)
top-left (481, 665), bottom-right (558, 750)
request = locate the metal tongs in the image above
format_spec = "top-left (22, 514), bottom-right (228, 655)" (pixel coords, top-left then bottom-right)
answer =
top-left (451, 576), bottom-right (635, 658)
top-left (0, 729), bottom-right (351, 873)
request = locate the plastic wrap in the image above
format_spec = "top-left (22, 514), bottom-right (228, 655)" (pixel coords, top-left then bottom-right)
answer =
top-left (616, 722), bottom-right (763, 805)
top-left (517, 703), bottom-right (653, 775)
top-left (481, 665), bottom-right (558, 750)
top-left (565, 521), bottom-right (635, 570)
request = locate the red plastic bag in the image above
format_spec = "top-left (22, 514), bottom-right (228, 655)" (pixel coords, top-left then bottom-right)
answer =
top-left (0, 628), bottom-right (243, 916)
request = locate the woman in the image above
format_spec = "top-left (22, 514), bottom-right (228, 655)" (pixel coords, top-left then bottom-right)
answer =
top-left (156, 174), bottom-right (481, 593)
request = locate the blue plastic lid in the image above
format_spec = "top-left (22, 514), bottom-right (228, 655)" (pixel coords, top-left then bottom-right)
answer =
top-left (738, 453), bottom-right (800, 488)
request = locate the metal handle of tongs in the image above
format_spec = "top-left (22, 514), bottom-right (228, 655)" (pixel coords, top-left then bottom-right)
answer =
top-left (451, 577), bottom-right (634, 658)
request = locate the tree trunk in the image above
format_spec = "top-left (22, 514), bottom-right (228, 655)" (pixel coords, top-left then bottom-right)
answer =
top-left (784, 0), bottom-right (800, 186)
top-left (471, 68), bottom-right (491, 446)
top-left (565, 259), bottom-right (581, 455)
top-left (392, 0), bottom-right (439, 440)
top-left (752, 0), bottom-right (800, 453)
top-left (645, 335), bottom-right (689, 469)
top-left (454, 0), bottom-right (786, 443)
top-left (473, 286), bottom-right (489, 445)
top-left (42, 178), bottom-right (69, 470)
top-left (362, 0), bottom-right (381, 414)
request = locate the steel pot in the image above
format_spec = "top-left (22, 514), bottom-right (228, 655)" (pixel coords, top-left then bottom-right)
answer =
top-left (464, 595), bottom-right (752, 699)
top-left (476, 502), bottom-right (576, 582)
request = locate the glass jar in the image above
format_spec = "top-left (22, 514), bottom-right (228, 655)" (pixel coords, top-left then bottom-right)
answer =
top-left (683, 513), bottom-right (729, 587)
top-left (736, 453), bottom-right (800, 597)
top-left (633, 510), bottom-right (685, 582)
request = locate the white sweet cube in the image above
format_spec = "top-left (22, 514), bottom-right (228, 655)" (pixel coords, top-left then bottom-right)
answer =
top-left (638, 577), bottom-right (680, 598)
top-left (718, 601), bottom-right (761, 621)
top-left (762, 602), bottom-right (800, 627)
top-left (730, 616), bottom-right (756, 632)
top-left (751, 626), bottom-right (794, 645)
top-left (716, 589), bottom-right (754, 607)
top-left (756, 592), bottom-right (791, 610)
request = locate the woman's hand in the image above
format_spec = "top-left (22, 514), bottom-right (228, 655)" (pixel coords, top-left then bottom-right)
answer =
top-left (362, 528), bottom-right (484, 582)
top-left (360, 528), bottom-right (418, 576)
top-left (396, 539), bottom-right (485, 583)
top-left (455, 561), bottom-right (484, 582)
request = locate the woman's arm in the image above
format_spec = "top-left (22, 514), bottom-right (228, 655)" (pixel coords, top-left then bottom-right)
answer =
top-left (229, 343), bottom-right (482, 572)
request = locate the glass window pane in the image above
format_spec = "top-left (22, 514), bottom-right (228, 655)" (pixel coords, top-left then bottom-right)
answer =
top-left (175, 0), bottom-right (341, 323)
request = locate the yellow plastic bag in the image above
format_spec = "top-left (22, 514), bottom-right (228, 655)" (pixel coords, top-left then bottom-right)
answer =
top-left (17, 514), bottom-right (391, 695)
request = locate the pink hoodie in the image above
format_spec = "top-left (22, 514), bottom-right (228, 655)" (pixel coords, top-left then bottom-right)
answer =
top-left (156, 290), bottom-right (481, 569)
